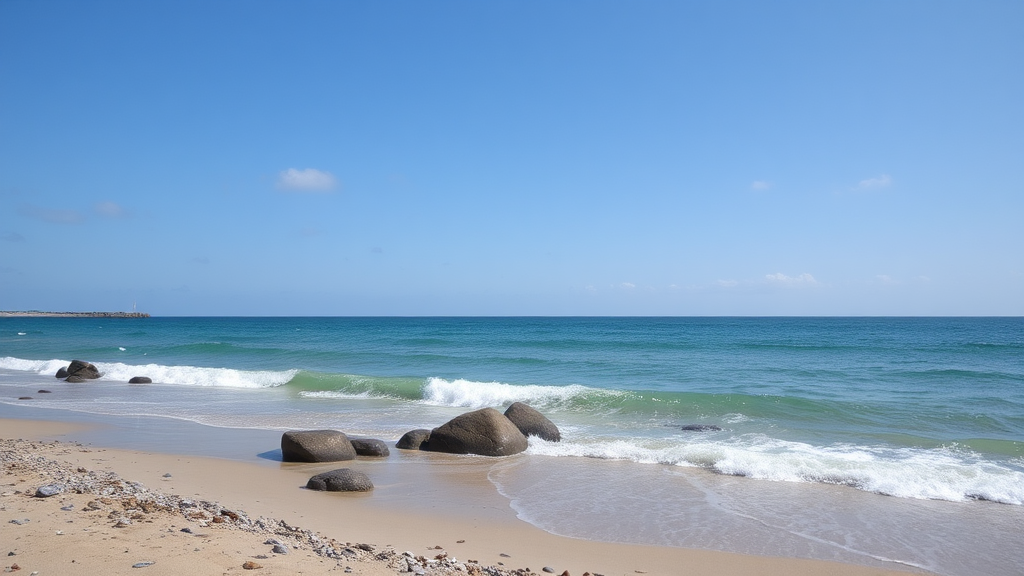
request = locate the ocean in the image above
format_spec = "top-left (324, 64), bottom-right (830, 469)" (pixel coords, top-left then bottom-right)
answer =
top-left (1, 316), bottom-right (1022, 575)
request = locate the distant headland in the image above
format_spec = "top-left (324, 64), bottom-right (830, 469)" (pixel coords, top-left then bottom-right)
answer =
top-left (0, 311), bottom-right (150, 318)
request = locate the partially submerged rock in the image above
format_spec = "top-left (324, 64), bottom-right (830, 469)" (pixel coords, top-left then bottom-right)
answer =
top-left (128, 376), bottom-right (153, 384)
top-left (504, 402), bottom-right (561, 442)
top-left (680, 424), bottom-right (722, 432)
top-left (306, 468), bottom-right (373, 492)
top-left (424, 408), bottom-right (528, 457)
top-left (281, 430), bottom-right (356, 463)
top-left (350, 438), bottom-right (390, 457)
top-left (66, 359), bottom-right (101, 380)
top-left (55, 367), bottom-right (69, 379)
top-left (396, 429), bottom-right (431, 450)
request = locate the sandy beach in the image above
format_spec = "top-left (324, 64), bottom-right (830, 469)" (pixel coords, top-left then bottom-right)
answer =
top-left (0, 417), bottom-right (920, 576)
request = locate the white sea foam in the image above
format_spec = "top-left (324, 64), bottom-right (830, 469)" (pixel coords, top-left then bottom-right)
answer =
top-left (0, 357), bottom-right (70, 374)
top-left (299, 390), bottom-right (374, 400)
top-left (527, 435), bottom-right (1024, 505)
top-left (420, 377), bottom-right (608, 409)
top-left (0, 356), bottom-right (296, 389)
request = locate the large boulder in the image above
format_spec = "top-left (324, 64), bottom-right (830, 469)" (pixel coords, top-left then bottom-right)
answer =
top-left (350, 438), bottom-right (390, 457)
top-left (424, 408), bottom-right (528, 457)
top-left (55, 367), bottom-right (69, 379)
top-left (66, 360), bottom-right (101, 380)
top-left (396, 429), bottom-right (431, 450)
top-left (305, 468), bottom-right (373, 492)
top-left (504, 402), bottom-right (561, 442)
top-left (281, 430), bottom-right (356, 463)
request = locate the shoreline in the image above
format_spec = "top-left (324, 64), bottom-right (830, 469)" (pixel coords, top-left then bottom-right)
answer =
top-left (0, 311), bottom-right (150, 318)
top-left (0, 416), bottom-right (921, 576)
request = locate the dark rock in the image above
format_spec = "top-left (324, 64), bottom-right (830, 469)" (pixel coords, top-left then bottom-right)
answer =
top-left (65, 376), bottom-right (86, 383)
top-left (66, 359), bottom-right (101, 379)
top-left (18, 397), bottom-right (32, 400)
top-left (271, 544), bottom-right (288, 554)
top-left (306, 468), bottom-right (373, 492)
top-left (37, 390), bottom-right (51, 394)
top-left (35, 485), bottom-right (63, 497)
top-left (396, 429), bottom-right (431, 450)
top-left (423, 408), bottom-right (528, 457)
top-left (128, 376), bottom-right (152, 384)
top-left (55, 367), bottom-right (69, 379)
top-left (281, 430), bottom-right (356, 463)
top-left (350, 438), bottom-right (390, 457)
top-left (504, 402), bottom-right (561, 442)
top-left (680, 424), bottom-right (722, 432)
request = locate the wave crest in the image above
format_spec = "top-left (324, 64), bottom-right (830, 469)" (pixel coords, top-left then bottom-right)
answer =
top-left (421, 377), bottom-right (612, 409)
top-left (0, 356), bottom-right (296, 389)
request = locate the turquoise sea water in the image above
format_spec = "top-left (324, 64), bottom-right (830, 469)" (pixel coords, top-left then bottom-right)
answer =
top-left (2, 317), bottom-right (1022, 575)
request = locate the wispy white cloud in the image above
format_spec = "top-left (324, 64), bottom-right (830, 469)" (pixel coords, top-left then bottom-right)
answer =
top-left (717, 279), bottom-right (739, 288)
top-left (94, 201), bottom-right (127, 218)
top-left (751, 180), bottom-right (771, 190)
top-left (276, 168), bottom-right (338, 192)
top-left (19, 205), bottom-right (85, 224)
top-left (94, 201), bottom-right (124, 217)
top-left (854, 174), bottom-right (891, 190)
top-left (765, 272), bottom-right (819, 286)
top-left (621, 282), bottom-right (636, 289)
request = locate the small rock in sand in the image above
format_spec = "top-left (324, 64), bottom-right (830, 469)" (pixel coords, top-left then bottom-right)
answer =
top-left (242, 560), bottom-right (262, 570)
top-left (131, 561), bottom-right (155, 568)
top-left (543, 568), bottom-right (555, 573)
top-left (35, 485), bottom-right (63, 497)
top-left (272, 544), bottom-right (288, 554)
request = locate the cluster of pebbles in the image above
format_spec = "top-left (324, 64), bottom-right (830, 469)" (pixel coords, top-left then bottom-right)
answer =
top-left (1, 438), bottom-right (548, 576)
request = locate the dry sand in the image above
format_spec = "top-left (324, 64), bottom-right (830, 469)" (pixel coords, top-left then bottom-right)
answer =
top-left (1, 418), bottom-right (921, 576)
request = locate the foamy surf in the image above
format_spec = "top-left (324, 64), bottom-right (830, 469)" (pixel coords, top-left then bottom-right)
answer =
top-left (526, 435), bottom-right (1024, 505)
top-left (420, 377), bottom-right (616, 409)
top-left (0, 356), bottom-right (296, 389)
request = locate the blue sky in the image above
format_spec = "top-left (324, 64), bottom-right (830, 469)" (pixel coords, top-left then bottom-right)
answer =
top-left (1, 1), bottom-right (1022, 316)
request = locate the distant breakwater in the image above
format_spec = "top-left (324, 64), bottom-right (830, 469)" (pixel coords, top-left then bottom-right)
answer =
top-left (0, 311), bottom-right (150, 318)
